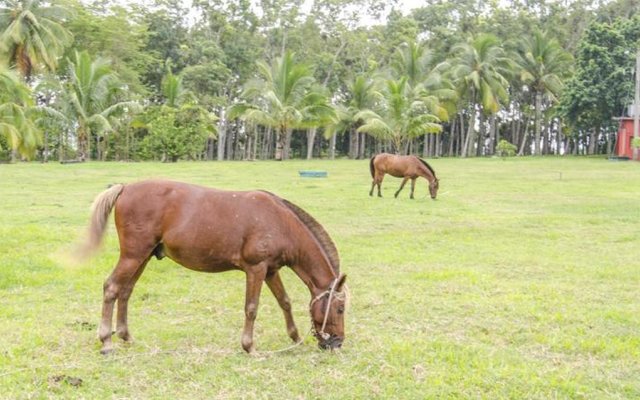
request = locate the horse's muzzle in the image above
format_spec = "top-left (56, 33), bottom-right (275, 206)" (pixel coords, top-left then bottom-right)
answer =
top-left (318, 335), bottom-right (343, 350)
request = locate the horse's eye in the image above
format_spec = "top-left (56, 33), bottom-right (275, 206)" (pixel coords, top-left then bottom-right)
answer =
top-left (337, 306), bottom-right (344, 314)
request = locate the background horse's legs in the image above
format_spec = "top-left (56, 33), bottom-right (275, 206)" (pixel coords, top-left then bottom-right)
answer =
top-left (369, 172), bottom-right (384, 197)
top-left (369, 180), bottom-right (376, 197)
top-left (410, 178), bottom-right (417, 199)
top-left (394, 177), bottom-right (409, 198)
top-left (115, 257), bottom-right (151, 343)
top-left (265, 270), bottom-right (300, 343)
top-left (242, 262), bottom-right (268, 353)
top-left (99, 256), bottom-right (147, 354)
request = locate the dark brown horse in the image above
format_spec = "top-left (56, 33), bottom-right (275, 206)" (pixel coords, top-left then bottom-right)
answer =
top-left (80, 180), bottom-right (347, 354)
top-left (369, 153), bottom-right (439, 199)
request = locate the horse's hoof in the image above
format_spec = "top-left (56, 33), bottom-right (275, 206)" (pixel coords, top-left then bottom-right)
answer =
top-left (100, 347), bottom-right (114, 356)
top-left (243, 345), bottom-right (256, 354)
top-left (289, 330), bottom-right (301, 343)
top-left (117, 330), bottom-right (133, 342)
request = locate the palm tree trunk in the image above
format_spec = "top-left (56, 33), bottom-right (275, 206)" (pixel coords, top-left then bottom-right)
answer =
top-left (283, 128), bottom-right (293, 160)
top-left (534, 91), bottom-right (542, 156)
top-left (329, 133), bottom-right (336, 159)
top-left (275, 127), bottom-right (285, 161)
top-left (458, 113), bottom-right (465, 156)
top-left (462, 108), bottom-right (475, 158)
top-left (59, 130), bottom-right (64, 162)
top-left (358, 132), bottom-right (366, 159)
top-left (348, 128), bottom-right (356, 158)
top-left (226, 123), bottom-right (234, 160)
top-left (477, 112), bottom-right (485, 156)
top-left (488, 114), bottom-right (496, 155)
top-left (217, 109), bottom-right (227, 160)
top-left (306, 128), bottom-right (317, 159)
top-left (588, 126), bottom-right (597, 155)
top-left (543, 119), bottom-right (550, 155)
top-left (43, 131), bottom-right (49, 163)
top-left (422, 134), bottom-right (429, 157)
top-left (518, 115), bottom-right (531, 156)
top-left (262, 126), bottom-right (273, 159)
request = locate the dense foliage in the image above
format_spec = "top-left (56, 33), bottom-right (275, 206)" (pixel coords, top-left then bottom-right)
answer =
top-left (1, 0), bottom-right (639, 161)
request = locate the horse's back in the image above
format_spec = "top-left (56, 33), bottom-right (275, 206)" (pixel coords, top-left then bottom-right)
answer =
top-left (373, 153), bottom-right (420, 177)
top-left (113, 180), bottom-right (292, 271)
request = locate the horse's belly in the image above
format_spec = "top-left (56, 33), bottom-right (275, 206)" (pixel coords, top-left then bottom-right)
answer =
top-left (163, 243), bottom-right (241, 273)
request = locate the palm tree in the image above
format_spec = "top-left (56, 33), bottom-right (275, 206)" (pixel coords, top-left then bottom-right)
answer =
top-left (392, 41), bottom-right (456, 156)
top-left (515, 30), bottom-right (572, 155)
top-left (62, 51), bottom-right (140, 161)
top-left (0, 0), bottom-right (72, 81)
top-left (299, 84), bottom-right (336, 159)
top-left (0, 65), bottom-right (40, 160)
top-left (450, 34), bottom-right (511, 157)
top-left (229, 51), bottom-right (331, 160)
top-left (355, 77), bottom-right (442, 154)
top-left (161, 60), bottom-right (192, 108)
top-left (326, 74), bottom-right (379, 159)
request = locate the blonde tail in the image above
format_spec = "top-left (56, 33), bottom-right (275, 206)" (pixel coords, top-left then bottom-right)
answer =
top-left (77, 184), bottom-right (125, 261)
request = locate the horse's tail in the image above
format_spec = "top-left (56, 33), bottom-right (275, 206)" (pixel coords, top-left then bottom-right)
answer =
top-left (369, 155), bottom-right (377, 178)
top-left (77, 184), bottom-right (125, 261)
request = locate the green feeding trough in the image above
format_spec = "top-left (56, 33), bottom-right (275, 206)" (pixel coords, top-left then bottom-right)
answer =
top-left (299, 170), bottom-right (328, 178)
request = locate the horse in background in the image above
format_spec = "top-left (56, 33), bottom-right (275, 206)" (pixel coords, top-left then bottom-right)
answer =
top-left (79, 180), bottom-right (347, 354)
top-left (369, 153), bottom-right (439, 199)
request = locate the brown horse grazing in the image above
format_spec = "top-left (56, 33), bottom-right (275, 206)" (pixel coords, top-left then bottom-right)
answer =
top-left (369, 153), bottom-right (439, 199)
top-left (79, 180), bottom-right (347, 354)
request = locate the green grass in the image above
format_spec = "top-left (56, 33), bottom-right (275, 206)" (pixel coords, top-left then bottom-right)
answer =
top-left (1, 157), bottom-right (639, 399)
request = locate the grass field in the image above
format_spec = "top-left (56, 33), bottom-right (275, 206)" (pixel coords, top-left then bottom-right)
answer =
top-left (1, 157), bottom-right (639, 399)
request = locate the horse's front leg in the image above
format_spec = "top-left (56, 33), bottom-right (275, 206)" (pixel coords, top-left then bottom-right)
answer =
top-left (265, 270), bottom-right (300, 343)
top-left (410, 178), bottom-right (417, 199)
top-left (395, 177), bottom-right (409, 198)
top-left (242, 262), bottom-right (268, 354)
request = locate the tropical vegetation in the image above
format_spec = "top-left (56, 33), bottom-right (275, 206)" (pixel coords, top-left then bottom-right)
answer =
top-left (0, 0), bottom-right (639, 161)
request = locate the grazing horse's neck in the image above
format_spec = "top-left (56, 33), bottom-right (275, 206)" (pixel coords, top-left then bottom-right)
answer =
top-left (418, 164), bottom-right (436, 183)
top-left (291, 248), bottom-right (337, 296)
top-left (421, 170), bottom-right (435, 183)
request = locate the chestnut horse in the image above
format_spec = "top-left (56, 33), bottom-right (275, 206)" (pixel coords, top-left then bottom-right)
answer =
top-left (80, 180), bottom-right (347, 354)
top-left (369, 153), bottom-right (439, 199)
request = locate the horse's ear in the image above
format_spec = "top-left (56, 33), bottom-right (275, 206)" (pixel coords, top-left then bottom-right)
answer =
top-left (336, 274), bottom-right (347, 291)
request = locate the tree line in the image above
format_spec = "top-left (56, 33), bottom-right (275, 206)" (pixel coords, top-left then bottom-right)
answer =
top-left (1, 0), bottom-right (639, 162)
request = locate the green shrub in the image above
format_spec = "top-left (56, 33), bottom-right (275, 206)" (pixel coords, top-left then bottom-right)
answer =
top-left (496, 139), bottom-right (517, 157)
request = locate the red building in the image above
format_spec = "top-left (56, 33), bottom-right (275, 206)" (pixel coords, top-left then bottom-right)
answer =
top-left (615, 117), bottom-right (639, 159)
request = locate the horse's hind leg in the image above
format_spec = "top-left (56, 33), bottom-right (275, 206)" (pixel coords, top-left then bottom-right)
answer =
top-left (410, 178), bottom-right (417, 199)
top-left (394, 177), bottom-right (409, 198)
top-left (265, 270), bottom-right (300, 343)
top-left (370, 175), bottom-right (383, 197)
top-left (98, 255), bottom-right (149, 354)
top-left (115, 257), bottom-right (151, 343)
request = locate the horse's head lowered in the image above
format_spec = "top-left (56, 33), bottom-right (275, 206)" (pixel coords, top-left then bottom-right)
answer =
top-left (309, 274), bottom-right (348, 350)
top-left (429, 178), bottom-right (440, 199)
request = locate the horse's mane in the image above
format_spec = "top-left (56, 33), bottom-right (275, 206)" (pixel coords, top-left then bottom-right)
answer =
top-left (261, 191), bottom-right (340, 275)
top-left (415, 156), bottom-right (437, 178)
